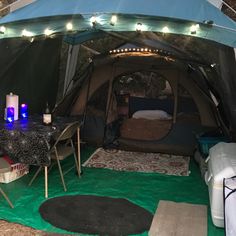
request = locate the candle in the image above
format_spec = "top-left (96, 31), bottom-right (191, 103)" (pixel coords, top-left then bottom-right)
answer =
top-left (20, 103), bottom-right (28, 119)
top-left (6, 107), bottom-right (14, 123)
top-left (6, 93), bottom-right (19, 120)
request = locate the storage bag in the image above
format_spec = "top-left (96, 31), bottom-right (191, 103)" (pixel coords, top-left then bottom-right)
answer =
top-left (224, 176), bottom-right (236, 236)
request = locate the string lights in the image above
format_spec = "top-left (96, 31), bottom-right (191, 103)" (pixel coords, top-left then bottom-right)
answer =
top-left (0, 16), bottom-right (204, 39)
top-left (109, 47), bottom-right (171, 56)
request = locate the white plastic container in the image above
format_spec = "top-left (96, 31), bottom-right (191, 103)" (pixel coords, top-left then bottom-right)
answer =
top-left (0, 162), bottom-right (29, 184)
top-left (205, 142), bottom-right (236, 228)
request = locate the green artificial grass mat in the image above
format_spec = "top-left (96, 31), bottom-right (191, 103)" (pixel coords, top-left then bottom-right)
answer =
top-left (0, 146), bottom-right (224, 235)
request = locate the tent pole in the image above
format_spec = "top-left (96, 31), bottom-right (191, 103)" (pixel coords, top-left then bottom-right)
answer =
top-left (63, 44), bottom-right (80, 96)
top-left (105, 64), bottom-right (116, 120)
top-left (173, 75), bottom-right (179, 124)
top-left (103, 63), bottom-right (116, 145)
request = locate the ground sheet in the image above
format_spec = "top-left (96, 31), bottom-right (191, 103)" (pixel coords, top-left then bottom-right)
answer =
top-left (0, 146), bottom-right (224, 236)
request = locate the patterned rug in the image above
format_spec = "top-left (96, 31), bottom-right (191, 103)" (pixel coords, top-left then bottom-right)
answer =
top-left (83, 148), bottom-right (190, 176)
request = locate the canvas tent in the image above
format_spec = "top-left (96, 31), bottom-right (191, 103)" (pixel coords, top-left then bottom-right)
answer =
top-left (0, 0), bottom-right (236, 155)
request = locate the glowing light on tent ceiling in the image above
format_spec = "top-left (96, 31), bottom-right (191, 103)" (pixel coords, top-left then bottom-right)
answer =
top-left (162, 26), bottom-right (170, 33)
top-left (109, 47), bottom-right (171, 55)
top-left (90, 16), bottom-right (97, 26)
top-left (44, 28), bottom-right (54, 36)
top-left (190, 24), bottom-right (200, 34)
top-left (21, 29), bottom-right (33, 37)
top-left (135, 22), bottom-right (143, 32)
top-left (110, 15), bottom-right (117, 26)
top-left (0, 16), bottom-right (205, 40)
top-left (0, 26), bottom-right (6, 33)
top-left (66, 22), bottom-right (73, 31)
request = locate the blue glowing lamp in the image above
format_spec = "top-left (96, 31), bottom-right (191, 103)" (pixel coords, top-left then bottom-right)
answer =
top-left (20, 103), bottom-right (28, 119)
top-left (6, 107), bottom-right (14, 123)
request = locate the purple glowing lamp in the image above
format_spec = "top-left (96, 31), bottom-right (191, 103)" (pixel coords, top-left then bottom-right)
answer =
top-left (20, 103), bottom-right (28, 119)
top-left (6, 107), bottom-right (14, 123)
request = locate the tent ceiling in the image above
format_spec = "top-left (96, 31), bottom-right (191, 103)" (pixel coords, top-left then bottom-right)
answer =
top-left (0, 0), bottom-right (236, 47)
top-left (78, 31), bottom-right (222, 67)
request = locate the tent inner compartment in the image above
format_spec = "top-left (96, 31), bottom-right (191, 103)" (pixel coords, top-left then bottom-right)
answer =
top-left (79, 67), bottom-right (219, 156)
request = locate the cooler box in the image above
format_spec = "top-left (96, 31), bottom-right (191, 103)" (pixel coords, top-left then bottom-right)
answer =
top-left (205, 142), bottom-right (236, 228)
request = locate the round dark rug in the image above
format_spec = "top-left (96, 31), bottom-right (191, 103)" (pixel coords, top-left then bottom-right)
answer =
top-left (39, 195), bottom-right (153, 235)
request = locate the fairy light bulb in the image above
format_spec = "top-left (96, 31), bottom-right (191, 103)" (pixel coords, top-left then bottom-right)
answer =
top-left (190, 24), bottom-right (199, 34)
top-left (0, 26), bottom-right (6, 33)
top-left (90, 16), bottom-right (97, 26)
top-left (162, 26), bottom-right (169, 33)
top-left (22, 29), bottom-right (33, 37)
top-left (66, 22), bottom-right (73, 31)
top-left (136, 23), bottom-right (143, 32)
top-left (110, 15), bottom-right (117, 25)
top-left (44, 28), bottom-right (53, 36)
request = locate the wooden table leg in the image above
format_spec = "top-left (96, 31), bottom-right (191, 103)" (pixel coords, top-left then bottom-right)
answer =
top-left (77, 127), bottom-right (81, 177)
top-left (45, 166), bottom-right (48, 198)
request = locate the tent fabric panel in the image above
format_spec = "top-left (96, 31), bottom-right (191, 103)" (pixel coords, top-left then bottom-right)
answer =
top-left (0, 37), bottom-right (62, 115)
top-left (1, 15), bottom-right (236, 48)
top-left (0, 0), bottom-right (235, 29)
top-left (1, 0), bottom-right (236, 48)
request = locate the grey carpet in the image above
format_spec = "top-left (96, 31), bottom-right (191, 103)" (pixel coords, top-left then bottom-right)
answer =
top-left (39, 195), bottom-right (153, 236)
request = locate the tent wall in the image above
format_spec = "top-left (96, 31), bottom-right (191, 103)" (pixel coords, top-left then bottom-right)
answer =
top-left (218, 46), bottom-right (236, 139)
top-left (71, 56), bottom-right (217, 128)
top-left (0, 37), bottom-right (62, 116)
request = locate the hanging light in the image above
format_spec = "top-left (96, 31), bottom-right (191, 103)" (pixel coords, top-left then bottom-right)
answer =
top-left (44, 28), bottom-right (54, 36)
top-left (211, 63), bottom-right (217, 68)
top-left (135, 22), bottom-right (143, 32)
top-left (0, 26), bottom-right (6, 34)
top-left (90, 16), bottom-right (97, 27)
top-left (22, 29), bottom-right (33, 37)
top-left (162, 26), bottom-right (169, 33)
top-left (66, 22), bottom-right (73, 31)
top-left (110, 15), bottom-right (117, 26)
top-left (190, 24), bottom-right (200, 34)
top-left (29, 37), bottom-right (34, 43)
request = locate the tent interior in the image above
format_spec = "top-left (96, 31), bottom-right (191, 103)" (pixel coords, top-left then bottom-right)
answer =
top-left (0, 31), bottom-right (234, 156)
top-left (1, 0), bottom-right (236, 152)
top-left (1, 0), bottom-right (236, 235)
top-left (53, 31), bottom-right (235, 156)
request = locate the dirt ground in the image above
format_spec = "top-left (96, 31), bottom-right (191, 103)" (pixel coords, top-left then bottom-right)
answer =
top-left (0, 220), bottom-right (70, 236)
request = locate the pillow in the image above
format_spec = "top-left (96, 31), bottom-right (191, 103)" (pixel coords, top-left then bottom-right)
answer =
top-left (132, 110), bottom-right (172, 120)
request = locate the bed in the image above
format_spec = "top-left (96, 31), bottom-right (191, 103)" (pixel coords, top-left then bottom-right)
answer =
top-left (120, 110), bottom-right (173, 141)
